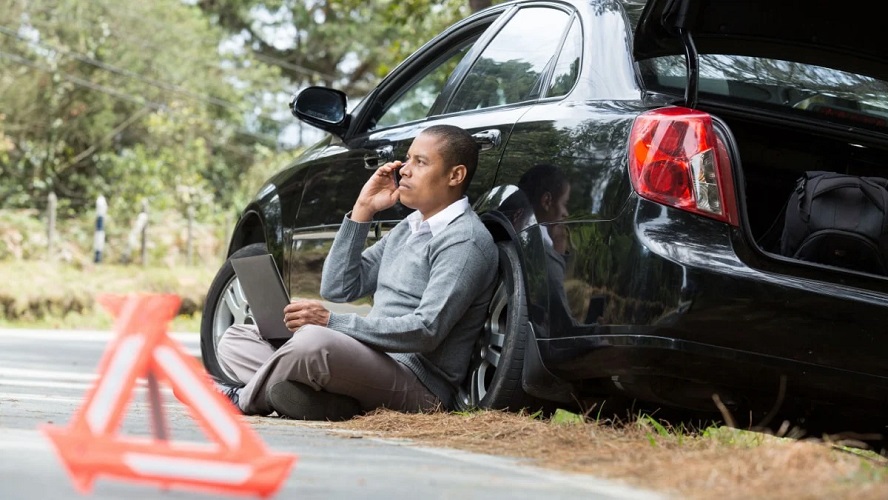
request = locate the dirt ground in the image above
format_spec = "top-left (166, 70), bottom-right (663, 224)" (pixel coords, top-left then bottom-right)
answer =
top-left (329, 409), bottom-right (888, 500)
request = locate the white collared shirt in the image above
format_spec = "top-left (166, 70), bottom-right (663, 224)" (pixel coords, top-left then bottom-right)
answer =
top-left (406, 196), bottom-right (470, 239)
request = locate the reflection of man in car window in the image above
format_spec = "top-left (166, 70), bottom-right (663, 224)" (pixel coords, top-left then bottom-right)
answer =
top-left (211, 125), bottom-right (499, 421)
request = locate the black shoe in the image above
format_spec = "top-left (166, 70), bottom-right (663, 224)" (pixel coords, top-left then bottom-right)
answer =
top-left (213, 380), bottom-right (242, 411)
top-left (172, 377), bottom-right (243, 412)
top-left (267, 381), bottom-right (362, 421)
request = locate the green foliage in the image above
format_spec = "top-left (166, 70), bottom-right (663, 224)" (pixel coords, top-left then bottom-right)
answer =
top-left (636, 413), bottom-right (696, 447)
top-left (0, 259), bottom-right (215, 331)
top-left (0, 209), bottom-right (48, 260)
top-left (0, 0), bottom-right (290, 218)
top-left (195, 0), bottom-right (507, 96)
top-left (0, 206), bottom-right (228, 268)
top-left (702, 425), bottom-right (776, 448)
top-left (550, 408), bottom-right (584, 425)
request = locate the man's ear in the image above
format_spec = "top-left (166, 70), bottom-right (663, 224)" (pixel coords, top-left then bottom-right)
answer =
top-left (540, 191), bottom-right (553, 211)
top-left (448, 164), bottom-right (467, 187)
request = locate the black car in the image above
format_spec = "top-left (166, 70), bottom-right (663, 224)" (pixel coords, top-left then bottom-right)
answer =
top-left (201, 0), bottom-right (888, 441)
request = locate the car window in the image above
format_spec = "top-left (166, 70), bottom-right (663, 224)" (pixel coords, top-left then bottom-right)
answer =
top-left (546, 17), bottom-right (582, 98)
top-left (445, 7), bottom-right (571, 113)
top-left (373, 41), bottom-right (475, 130)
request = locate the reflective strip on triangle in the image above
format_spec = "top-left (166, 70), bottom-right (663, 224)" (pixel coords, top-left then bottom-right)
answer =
top-left (123, 453), bottom-right (252, 484)
top-left (86, 335), bottom-right (145, 433)
top-left (153, 345), bottom-right (241, 448)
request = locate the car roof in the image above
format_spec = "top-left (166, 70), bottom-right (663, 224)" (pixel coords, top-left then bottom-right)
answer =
top-left (633, 0), bottom-right (888, 83)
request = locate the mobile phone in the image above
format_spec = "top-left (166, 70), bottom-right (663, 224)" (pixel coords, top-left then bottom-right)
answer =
top-left (393, 163), bottom-right (403, 186)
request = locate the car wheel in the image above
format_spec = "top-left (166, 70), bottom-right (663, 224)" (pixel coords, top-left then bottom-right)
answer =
top-left (461, 240), bottom-right (541, 412)
top-left (199, 242), bottom-right (268, 385)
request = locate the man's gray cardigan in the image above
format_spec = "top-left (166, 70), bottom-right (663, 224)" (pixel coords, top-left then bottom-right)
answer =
top-left (320, 206), bottom-right (498, 409)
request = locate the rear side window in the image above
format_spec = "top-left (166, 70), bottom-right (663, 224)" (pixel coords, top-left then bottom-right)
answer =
top-left (445, 7), bottom-right (571, 113)
top-left (547, 17), bottom-right (582, 98)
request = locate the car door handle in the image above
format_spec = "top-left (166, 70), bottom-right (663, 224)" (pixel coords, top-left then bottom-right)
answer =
top-left (472, 129), bottom-right (501, 152)
top-left (364, 145), bottom-right (394, 169)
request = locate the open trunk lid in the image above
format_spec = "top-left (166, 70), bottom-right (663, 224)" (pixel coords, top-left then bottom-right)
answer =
top-left (633, 0), bottom-right (888, 84)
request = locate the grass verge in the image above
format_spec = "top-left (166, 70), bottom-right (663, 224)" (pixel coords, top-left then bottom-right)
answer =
top-left (338, 408), bottom-right (888, 499)
top-left (0, 259), bottom-right (216, 332)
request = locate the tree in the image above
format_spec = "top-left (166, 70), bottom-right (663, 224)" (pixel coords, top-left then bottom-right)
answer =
top-left (469, 0), bottom-right (494, 12)
top-left (195, 0), bottom-right (503, 97)
top-left (0, 0), bottom-right (289, 216)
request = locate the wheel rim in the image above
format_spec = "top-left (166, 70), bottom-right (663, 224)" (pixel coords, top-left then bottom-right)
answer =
top-left (211, 275), bottom-right (253, 380)
top-left (464, 276), bottom-right (510, 407)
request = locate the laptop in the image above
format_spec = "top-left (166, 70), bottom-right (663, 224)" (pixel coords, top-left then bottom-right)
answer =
top-left (230, 253), bottom-right (294, 340)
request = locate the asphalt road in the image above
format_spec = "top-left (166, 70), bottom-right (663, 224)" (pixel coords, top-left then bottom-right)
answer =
top-left (0, 328), bottom-right (664, 500)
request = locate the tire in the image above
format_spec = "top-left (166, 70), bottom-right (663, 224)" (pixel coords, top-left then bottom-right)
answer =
top-left (199, 242), bottom-right (268, 385)
top-left (460, 240), bottom-right (543, 412)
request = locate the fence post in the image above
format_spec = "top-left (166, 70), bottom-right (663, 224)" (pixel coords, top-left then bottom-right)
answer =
top-left (47, 192), bottom-right (57, 261)
top-left (186, 205), bottom-right (194, 266)
top-left (140, 200), bottom-right (149, 266)
top-left (93, 195), bottom-right (107, 264)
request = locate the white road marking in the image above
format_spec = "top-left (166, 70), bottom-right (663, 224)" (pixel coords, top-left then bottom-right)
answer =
top-left (0, 379), bottom-right (93, 390)
top-left (0, 328), bottom-right (200, 344)
top-left (0, 329), bottom-right (201, 357)
top-left (0, 368), bottom-right (96, 381)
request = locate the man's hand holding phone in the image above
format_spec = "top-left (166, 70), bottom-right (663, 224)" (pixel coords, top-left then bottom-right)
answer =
top-left (351, 160), bottom-right (402, 222)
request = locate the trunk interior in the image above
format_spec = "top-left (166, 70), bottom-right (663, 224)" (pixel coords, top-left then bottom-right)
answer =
top-left (718, 113), bottom-right (888, 273)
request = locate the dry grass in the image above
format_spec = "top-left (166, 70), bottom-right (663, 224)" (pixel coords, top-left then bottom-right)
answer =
top-left (335, 409), bottom-right (888, 499)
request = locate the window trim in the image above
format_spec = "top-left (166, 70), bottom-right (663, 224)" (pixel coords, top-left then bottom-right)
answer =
top-left (540, 12), bottom-right (583, 100)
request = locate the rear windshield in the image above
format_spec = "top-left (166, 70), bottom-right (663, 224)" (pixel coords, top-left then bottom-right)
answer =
top-left (621, 0), bottom-right (888, 133)
top-left (637, 55), bottom-right (888, 133)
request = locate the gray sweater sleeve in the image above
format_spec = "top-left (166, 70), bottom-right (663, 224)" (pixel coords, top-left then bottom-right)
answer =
top-left (319, 215), bottom-right (386, 303)
top-left (325, 214), bottom-right (496, 353)
top-left (326, 237), bottom-right (493, 353)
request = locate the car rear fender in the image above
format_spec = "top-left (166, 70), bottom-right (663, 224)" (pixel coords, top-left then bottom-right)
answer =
top-left (476, 188), bottom-right (575, 402)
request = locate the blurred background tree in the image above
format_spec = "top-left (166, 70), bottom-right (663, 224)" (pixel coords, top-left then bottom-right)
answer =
top-left (195, 0), bottom-right (494, 95)
top-left (0, 0), bottom-right (501, 221)
top-left (0, 0), bottom-right (285, 217)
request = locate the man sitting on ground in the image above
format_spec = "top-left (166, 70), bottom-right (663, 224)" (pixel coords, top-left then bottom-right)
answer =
top-left (214, 124), bottom-right (499, 420)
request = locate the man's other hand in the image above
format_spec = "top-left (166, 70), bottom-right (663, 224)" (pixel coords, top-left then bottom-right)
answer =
top-left (284, 299), bottom-right (331, 331)
top-left (351, 161), bottom-right (402, 222)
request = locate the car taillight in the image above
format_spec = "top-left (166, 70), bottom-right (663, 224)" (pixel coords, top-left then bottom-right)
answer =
top-left (628, 107), bottom-right (739, 226)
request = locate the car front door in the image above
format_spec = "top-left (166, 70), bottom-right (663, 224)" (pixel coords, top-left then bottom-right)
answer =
top-left (288, 2), bottom-right (576, 295)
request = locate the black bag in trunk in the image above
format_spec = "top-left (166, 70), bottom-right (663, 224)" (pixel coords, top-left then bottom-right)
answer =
top-left (780, 171), bottom-right (888, 275)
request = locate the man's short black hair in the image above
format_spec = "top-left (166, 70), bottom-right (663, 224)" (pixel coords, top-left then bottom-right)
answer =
top-left (422, 124), bottom-right (480, 193)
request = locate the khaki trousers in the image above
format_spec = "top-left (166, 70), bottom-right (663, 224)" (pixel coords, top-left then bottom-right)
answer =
top-left (217, 323), bottom-right (440, 416)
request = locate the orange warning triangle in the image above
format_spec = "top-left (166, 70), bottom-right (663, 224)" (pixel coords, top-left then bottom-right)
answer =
top-left (41, 293), bottom-right (297, 498)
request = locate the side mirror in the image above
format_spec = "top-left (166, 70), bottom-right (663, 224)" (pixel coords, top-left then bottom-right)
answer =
top-left (289, 86), bottom-right (349, 136)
